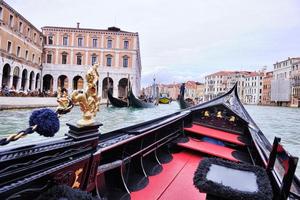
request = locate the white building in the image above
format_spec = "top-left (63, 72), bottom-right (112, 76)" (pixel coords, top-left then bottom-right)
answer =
top-left (204, 71), bottom-right (229, 101)
top-left (243, 72), bottom-right (264, 104)
top-left (271, 57), bottom-right (300, 106)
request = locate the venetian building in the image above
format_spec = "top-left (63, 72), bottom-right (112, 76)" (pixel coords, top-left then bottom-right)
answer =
top-left (261, 71), bottom-right (273, 106)
top-left (204, 71), bottom-right (230, 101)
top-left (41, 24), bottom-right (142, 99)
top-left (291, 61), bottom-right (300, 107)
top-left (0, 1), bottom-right (43, 91)
top-left (243, 72), bottom-right (264, 105)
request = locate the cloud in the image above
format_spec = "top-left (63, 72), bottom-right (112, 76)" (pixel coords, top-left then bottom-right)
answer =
top-left (7, 0), bottom-right (300, 87)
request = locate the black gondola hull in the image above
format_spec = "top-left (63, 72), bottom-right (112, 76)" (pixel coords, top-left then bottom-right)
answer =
top-left (128, 90), bottom-right (155, 108)
top-left (107, 89), bottom-right (128, 108)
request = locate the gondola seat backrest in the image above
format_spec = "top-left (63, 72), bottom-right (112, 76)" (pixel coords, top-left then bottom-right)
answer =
top-left (266, 137), bottom-right (299, 200)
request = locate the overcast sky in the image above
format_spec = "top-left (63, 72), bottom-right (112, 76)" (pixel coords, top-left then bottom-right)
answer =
top-left (7, 0), bottom-right (300, 87)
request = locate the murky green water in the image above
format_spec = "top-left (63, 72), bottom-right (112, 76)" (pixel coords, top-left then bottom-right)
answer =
top-left (0, 103), bottom-right (299, 176)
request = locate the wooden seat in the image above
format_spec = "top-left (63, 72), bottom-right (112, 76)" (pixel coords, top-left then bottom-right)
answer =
top-left (177, 137), bottom-right (250, 163)
top-left (184, 124), bottom-right (247, 146)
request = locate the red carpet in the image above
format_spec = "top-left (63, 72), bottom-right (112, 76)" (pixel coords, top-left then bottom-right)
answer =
top-left (177, 138), bottom-right (240, 162)
top-left (158, 153), bottom-right (206, 200)
top-left (184, 124), bottom-right (245, 146)
top-left (131, 152), bottom-right (206, 200)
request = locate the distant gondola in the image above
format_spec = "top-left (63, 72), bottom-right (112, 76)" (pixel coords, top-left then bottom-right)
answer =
top-left (178, 94), bottom-right (193, 109)
top-left (107, 88), bottom-right (128, 108)
top-left (128, 89), bottom-right (155, 108)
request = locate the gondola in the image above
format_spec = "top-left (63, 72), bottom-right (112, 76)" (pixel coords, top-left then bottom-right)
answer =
top-left (1, 84), bottom-right (300, 200)
top-left (107, 88), bottom-right (128, 108)
top-left (128, 89), bottom-right (155, 108)
top-left (178, 94), bottom-right (193, 109)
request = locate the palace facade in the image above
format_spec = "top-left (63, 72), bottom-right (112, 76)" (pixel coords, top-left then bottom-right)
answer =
top-left (0, 1), bottom-right (142, 99)
top-left (0, 1), bottom-right (43, 92)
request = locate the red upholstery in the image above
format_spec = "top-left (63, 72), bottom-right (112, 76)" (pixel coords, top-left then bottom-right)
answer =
top-left (177, 138), bottom-right (240, 162)
top-left (184, 124), bottom-right (245, 146)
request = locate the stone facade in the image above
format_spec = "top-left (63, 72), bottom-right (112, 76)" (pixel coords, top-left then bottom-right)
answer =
top-left (42, 25), bottom-right (141, 98)
top-left (0, 1), bottom-right (43, 92)
top-left (261, 71), bottom-right (273, 105)
top-left (0, 1), bottom-right (142, 99)
top-left (204, 71), bottom-right (253, 102)
top-left (204, 70), bottom-right (266, 105)
top-left (243, 72), bottom-right (264, 105)
top-left (204, 71), bottom-right (229, 101)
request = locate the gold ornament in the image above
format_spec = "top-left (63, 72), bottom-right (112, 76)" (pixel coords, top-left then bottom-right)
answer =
top-left (71, 64), bottom-right (101, 126)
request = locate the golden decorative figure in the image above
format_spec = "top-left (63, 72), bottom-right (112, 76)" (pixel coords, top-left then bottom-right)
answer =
top-left (72, 168), bottom-right (83, 189)
top-left (204, 110), bottom-right (210, 117)
top-left (71, 63), bottom-right (101, 126)
top-left (229, 115), bottom-right (236, 122)
top-left (216, 111), bottom-right (222, 118)
top-left (56, 88), bottom-right (74, 116)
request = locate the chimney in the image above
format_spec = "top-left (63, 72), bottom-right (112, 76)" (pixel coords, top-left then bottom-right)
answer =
top-left (77, 22), bottom-right (80, 29)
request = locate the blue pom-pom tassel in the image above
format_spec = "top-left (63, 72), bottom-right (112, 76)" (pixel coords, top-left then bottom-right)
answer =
top-left (29, 108), bottom-right (60, 137)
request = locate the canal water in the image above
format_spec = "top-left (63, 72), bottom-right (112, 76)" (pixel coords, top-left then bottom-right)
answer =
top-left (0, 103), bottom-right (299, 176)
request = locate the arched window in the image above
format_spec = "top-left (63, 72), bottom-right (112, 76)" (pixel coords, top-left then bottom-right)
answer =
top-left (92, 38), bottom-right (97, 48)
top-left (123, 55), bottom-right (129, 68)
top-left (48, 34), bottom-right (53, 45)
top-left (47, 52), bottom-right (53, 63)
top-left (76, 53), bottom-right (82, 65)
top-left (78, 37), bottom-right (83, 47)
top-left (63, 35), bottom-right (68, 46)
top-left (62, 52), bottom-right (68, 64)
top-left (124, 40), bottom-right (129, 49)
top-left (107, 37), bottom-right (112, 48)
top-left (91, 53), bottom-right (97, 65)
top-left (106, 54), bottom-right (112, 67)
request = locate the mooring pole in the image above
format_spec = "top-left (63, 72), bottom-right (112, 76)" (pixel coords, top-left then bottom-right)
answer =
top-left (106, 72), bottom-right (109, 107)
top-left (127, 74), bottom-right (130, 106)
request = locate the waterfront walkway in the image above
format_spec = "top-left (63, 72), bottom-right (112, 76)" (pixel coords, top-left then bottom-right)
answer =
top-left (0, 97), bottom-right (57, 110)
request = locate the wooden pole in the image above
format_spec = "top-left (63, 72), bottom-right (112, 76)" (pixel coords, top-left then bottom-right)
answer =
top-left (106, 72), bottom-right (109, 107)
top-left (127, 74), bottom-right (130, 106)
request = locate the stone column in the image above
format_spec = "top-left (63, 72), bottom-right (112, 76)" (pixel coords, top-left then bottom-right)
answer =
top-left (85, 51), bottom-right (88, 65)
top-left (53, 77), bottom-right (58, 93)
top-left (16, 77), bottom-right (21, 91)
top-left (113, 80), bottom-right (118, 97)
top-left (98, 80), bottom-right (102, 98)
top-left (116, 35), bottom-right (120, 49)
top-left (8, 74), bottom-right (13, 89)
top-left (25, 78), bottom-right (30, 91)
top-left (115, 53), bottom-right (119, 68)
top-left (68, 76), bottom-right (72, 93)
top-left (31, 78), bottom-right (35, 90)
top-left (100, 51), bottom-right (104, 67)
top-left (100, 35), bottom-right (104, 48)
top-left (0, 72), bottom-right (2, 88)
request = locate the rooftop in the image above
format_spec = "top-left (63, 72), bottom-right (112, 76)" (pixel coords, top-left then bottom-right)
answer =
top-left (42, 25), bottom-right (137, 35)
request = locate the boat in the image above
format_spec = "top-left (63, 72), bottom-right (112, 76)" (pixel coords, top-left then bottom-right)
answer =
top-left (128, 89), bottom-right (155, 108)
top-left (178, 94), bottom-right (194, 109)
top-left (159, 97), bottom-right (170, 104)
top-left (1, 83), bottom-right (299, 200)
top-left (159, 94), bottom-right (170, 104)
top-left (107, 88), bottom-right (128, 108)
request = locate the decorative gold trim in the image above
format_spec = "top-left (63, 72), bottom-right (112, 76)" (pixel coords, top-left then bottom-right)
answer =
top-left (72, 168), bottom-right (83, 189)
